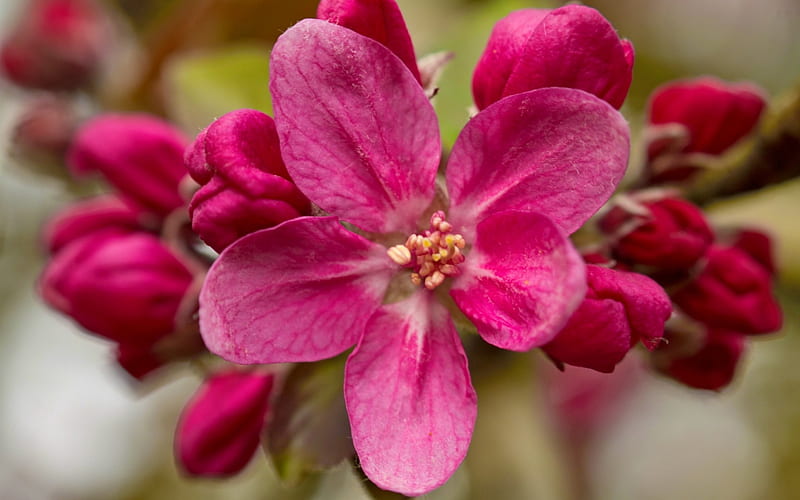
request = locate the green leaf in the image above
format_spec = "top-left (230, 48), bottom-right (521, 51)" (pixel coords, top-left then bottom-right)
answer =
top-left (266, 354), bottom-right (355, 485)
top-left (162, 44), bottom-right (272, 132)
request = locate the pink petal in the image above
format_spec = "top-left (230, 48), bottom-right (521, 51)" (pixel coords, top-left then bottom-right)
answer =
top-left (447, 87), bottom-right (629, 238)
top-left (472, 6), bottom-right (633, 110)
top-left (648, 77), bottom-right (766, 155)
top-left (317, 0), bottom-right (421, 83)
top-left (199, 216), bottom-right (395, 364)
top-left (345, 292), bottom-right (476, 496)
top-left (450, 211), bottom-right (586, 351)
top-left (269, 19), bottom-right (440, 234)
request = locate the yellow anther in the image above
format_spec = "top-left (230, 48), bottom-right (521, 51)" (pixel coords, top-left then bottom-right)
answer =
top-left (432, 253), bottom-right (442, 262)
top-left (419, 261), bottom-right (435, 277)
top-left (422, 238), bottom-right (432, 249)
top-left (439, 249), bottom-right (449, 259)
top-left (387, 245), bottom-right (412, 265)
top-left (444, 234), bottom-right (455, 247)
top-left (438, 221), bottom-right (452, 232)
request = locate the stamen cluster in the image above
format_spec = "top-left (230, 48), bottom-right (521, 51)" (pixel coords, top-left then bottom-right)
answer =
top-left (387, 211), bottom-right (466, 290)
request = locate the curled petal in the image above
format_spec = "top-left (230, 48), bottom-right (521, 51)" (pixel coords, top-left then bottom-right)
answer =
top-left (199, 217), bottom-right (395, 364)
top-left (662, 329), bottom-right (746, 391)
top-left (270, 19), bottom-right (439, 234)
top-left (447, 87), bottom-right (629, 238)
top-left (451, 211), bottom-right (586, 351)
top-left (317, 0), bottom-right (421, 83)
top-left (345, 292), bottom-right (476, 496)
top-left (472, 6), bottom-right (633, 110)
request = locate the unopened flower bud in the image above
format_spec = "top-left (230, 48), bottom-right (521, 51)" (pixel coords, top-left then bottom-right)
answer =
top-left (0, 0), bottom-right (110, 91)
top-left (68, 114), bottom-right (189, 218)
top-left (672, 245), bottom-right (782, 334)
top-left (317, 0), bottom-right (421, 83)
top-left (599, 195), bottom-right (714, 271)
top-left (39, 232), bottom-right (193, 345)
top-left (472, 5), bottom-right (634, 110)
top-left (115, 343), bottom-right (164, 381)
top-left (543, 266), bottom-right (671, 373)
top-left (175, 370), bottom-right (275, 477)
top-left (11, 95), bottom-right (79, 170)
top-left (187, 109), bottom-right (310, 252)
top-left (647, 77), bottom-right (766, 157)
top-left (42, 195), bottom-right (142, 255)
top-left (657, 327), bottom-right (746, 391)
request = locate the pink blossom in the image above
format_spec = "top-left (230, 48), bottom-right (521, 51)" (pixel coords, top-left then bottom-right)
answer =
top-left (472, 5), bottom-right (634, 111)
top-left (175, 370), bottom-right (274, 477)
top-left (199, 19), bottom-right (629, 495)
top-left (543, 266), bottom-right (671, 373)
top-left (68, 114), bottom-right (189, 218)
top-left (186, 109), bottom-right (310, 252)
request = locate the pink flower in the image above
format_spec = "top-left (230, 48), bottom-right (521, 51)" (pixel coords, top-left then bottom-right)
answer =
top-left (542, 266), bottom-right (671, 373)
top-left (0, 0), bottom-right (110, 91)
top-left (199, 19), bottom-right (629, 495)
top-left (599, 194), bottom-right (714, 271)
top-left (175, 370), bottom-right (274, 477)
top-left (39, 231), bottom-right (193, 346)
top-left (68, 114), bottom-right (189, 218)
top-left (186, 109), bottom-right (311, 252)
top-left (472, 5), bottom-right (634, 111)
top-left (672, 245), bottom-right (782, 335)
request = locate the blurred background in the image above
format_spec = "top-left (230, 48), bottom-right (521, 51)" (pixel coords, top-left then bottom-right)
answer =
top-left (1, 0), bottom-right (799, 499)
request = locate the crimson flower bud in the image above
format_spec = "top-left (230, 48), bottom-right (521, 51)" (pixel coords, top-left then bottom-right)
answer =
top-left (648, 77), bottom-right (766, 156)
top-left (42, 195), bottom-right (142, 255)
top-left (659, 328), bottom-right (746, 391)
top-left (599, 195), bottom-right (714, 271)
top-left (0, 0), bottom-right (109, 91)
top-left (68, 114), bottom-right (189, 218)
top-left (11, 95), bottom-right (79, 168)
top-left (39, 232), bottom-right (193, 345)
top-left (175, 370), bottom-right (275, 477)
top-left (672, 245), bottom-right (782, 334)
top-left (542, 266), bottom-right (671, 373)
top-left (187, 109), bottom-right (310, 252)
top-left (115, 343), bottom-right (164, 381)
top-left (729, 228), bottom-right (776, 276)
top-left (472, 5), bottom-right (633, 110)
top-left (317, 0), bottom-right (421, 83)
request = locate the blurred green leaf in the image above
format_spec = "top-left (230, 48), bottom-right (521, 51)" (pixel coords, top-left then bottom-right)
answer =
top-left (266, 354), bottom-right (354, 485)
top-left (162, 44), bottom-right (272, 133)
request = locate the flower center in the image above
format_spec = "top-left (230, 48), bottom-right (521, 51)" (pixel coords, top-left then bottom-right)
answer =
top-left (387, 211), bottom-right (466, 290)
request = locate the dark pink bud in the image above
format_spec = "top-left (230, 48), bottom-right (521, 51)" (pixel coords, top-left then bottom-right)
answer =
top-left (599, 196), bottom-right (714, 270)
top-left (317, 0), bottom-right (421, 83)
top-left (0, 0), bottom-right (109, 91)
top-left (11, 95), bottom-right (78, 164)
top-left (175, 370), bottom-right (274, 477)
top-left (187, 109), bottom-right (310, 252)
top-left (39, 232), bottom-right (193, 345)
top-left (115, 343), bottom-right (164, 381)
top-left (543, 266), bottom-right (671, 373)
top-left (648, 77), bottom-right (766, 156)
top-left (472, 5), bottom-right (633, 110)
top-left (68, 114), bottom-right (189, 218)
top-left (673, 245), bottom-right (782, 334)
top-left (661, 328), bottom-right (746, 391)
top-left (729, 228), bottom-right (776, 276)
top-left (42, 195), bottom-right (143, 255)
